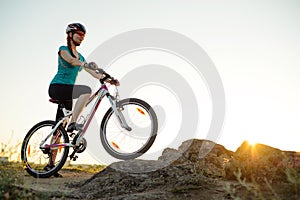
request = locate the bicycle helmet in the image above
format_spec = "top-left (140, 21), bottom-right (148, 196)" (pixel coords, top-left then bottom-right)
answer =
top-left (66, 23), bottom-right (86, 34)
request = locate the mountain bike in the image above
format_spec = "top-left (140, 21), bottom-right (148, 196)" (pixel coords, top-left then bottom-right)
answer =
top-left (21, 69), bottom-right (158, 178)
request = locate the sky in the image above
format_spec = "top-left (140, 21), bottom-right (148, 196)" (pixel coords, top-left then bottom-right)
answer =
top-left (1, 0), bottom-right (300, 163)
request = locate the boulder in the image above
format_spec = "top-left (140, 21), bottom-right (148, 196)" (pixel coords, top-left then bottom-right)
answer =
top-left (225, 141), bottom-right (299, 182)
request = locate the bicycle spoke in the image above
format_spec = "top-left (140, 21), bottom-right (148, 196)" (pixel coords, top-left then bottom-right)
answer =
top-left (21, 120), bottom-right (69, 178)
top-left (101, 98), bottom-right (158, 159)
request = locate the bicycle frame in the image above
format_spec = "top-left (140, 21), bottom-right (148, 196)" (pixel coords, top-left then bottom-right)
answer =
top-left (40, 82), bottom-right (131, 149)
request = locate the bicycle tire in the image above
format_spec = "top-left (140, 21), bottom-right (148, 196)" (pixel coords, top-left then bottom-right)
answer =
top-left (100, 98), bottom-right (158, 160)
top-left (21, 120), bottom-right (69, 178)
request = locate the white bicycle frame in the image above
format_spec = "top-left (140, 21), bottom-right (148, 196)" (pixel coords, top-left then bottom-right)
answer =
top-left (40, 82), bottom-right (131, 149)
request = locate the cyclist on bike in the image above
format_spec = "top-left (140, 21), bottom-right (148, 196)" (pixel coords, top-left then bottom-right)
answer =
top-left (47, 22), bottom-right (119, 177)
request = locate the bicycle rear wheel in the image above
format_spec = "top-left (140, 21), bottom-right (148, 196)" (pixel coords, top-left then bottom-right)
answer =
top-left (100, 98), bottom-right (158, 160)
top-left (21, 120), bottom-right (69, 178)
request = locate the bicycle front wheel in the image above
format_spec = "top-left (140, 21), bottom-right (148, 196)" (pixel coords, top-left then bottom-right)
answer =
top-left (100, 98), bottom-right (158, 160)
top-left (21, 120), bottom-right (69, 178)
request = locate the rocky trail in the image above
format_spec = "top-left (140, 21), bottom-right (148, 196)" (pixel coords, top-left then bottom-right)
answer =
top-left (17, 139), bottom-right (300, 199)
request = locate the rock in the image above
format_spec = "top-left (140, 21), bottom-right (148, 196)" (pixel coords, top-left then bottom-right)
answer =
top-left (158, 147), bottom-right (182, 165)
top-left (159, 139), bottom-right (234, 178)
top-left (109, 159), bottom-right (161, 173)
top-left (68, 139), bottom-right (234, 199)
top-left (14, 136), bottom-right (300, 199)
top-left (224, 141), bottom-right (299, 182)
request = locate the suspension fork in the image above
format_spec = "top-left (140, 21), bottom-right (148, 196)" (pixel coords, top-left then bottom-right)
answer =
top-left (107, 95), bottom-right (132, 131)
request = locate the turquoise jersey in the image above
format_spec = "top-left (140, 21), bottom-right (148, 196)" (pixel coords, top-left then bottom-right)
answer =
top-left (50, 46), bottom-right (85, 85)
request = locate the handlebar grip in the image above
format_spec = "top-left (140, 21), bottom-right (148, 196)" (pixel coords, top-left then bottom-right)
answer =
top-left (110, 79), bottom-right (118, 85)
top-left (99, 72), bottom-right (111, 83)
top-left (103, 72), bottom-right (111, 78)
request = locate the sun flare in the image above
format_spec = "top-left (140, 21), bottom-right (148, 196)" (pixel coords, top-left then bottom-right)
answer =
top-left (247, 140), bottom-right (257, 147)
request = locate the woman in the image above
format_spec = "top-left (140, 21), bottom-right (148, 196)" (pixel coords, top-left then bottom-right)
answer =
top-left (47, 23), bottom-right (119, 177)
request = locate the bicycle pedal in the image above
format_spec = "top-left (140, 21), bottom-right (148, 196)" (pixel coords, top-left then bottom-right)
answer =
top-left (69, 133), bottom-right (76, 138)
top-left (72, 155), bottom-right (78, 161)
top-left (41, 147), bottom-right (51, 154)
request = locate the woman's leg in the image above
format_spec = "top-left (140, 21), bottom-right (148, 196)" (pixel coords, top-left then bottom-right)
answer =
top-left (70, 93), bottom-right (90, 123)
top-left (49, 84), bottom-right (91, 124)
top-left (70, 85), bottom-right (92, 123)
top-left (48, 84), bottom-right (91, 173)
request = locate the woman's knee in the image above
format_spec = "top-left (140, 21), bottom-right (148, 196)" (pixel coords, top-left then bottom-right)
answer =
top-left (81, 85), bottom-right (92, 95)
top-left (73, 85), bottom-right (92, 97)
top-left (85, 86), bottom-right (92, 95)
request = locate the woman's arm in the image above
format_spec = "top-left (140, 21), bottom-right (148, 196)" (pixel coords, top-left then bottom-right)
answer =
top-left (84, 64), bottom-right (119, 85)
top-left (59, 50), bottom-right (83, 66)
top-left (83, 63), bottom-right (119, 85)
top-left (60, 50), bottom-right (105, 79)
top-left (84, 67), bottom-right (105, 79)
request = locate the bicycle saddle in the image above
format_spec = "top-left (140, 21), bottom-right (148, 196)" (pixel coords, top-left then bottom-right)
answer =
top-left (49, 98), bottom-right (60, 104)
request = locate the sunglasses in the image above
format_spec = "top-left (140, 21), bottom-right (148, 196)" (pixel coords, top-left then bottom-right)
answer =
top-left (75, 31), bottom-right (85, 37)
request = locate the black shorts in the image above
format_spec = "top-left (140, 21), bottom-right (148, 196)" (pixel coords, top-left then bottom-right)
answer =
top-left (49, 84), bottom-right (91, 101)
top-left (49, 83), bottom-right (91, 113)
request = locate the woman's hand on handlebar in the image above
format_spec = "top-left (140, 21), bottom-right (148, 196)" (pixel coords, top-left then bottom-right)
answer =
top-left (99, 72), bottom-right (120, 86)
top-left (83, 61), bottom-right (120, 86)
top-left (109, 78), bottom-right (120, 86)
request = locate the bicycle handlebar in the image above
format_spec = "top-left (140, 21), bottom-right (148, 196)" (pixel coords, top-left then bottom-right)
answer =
top-left (99, 71), bottom-right (119, 86)
top-left (100, 72), bottom-right (110, 83)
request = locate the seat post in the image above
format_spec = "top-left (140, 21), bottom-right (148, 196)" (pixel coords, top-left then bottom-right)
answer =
top-left (49, 98), bottom-right (69, 126)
